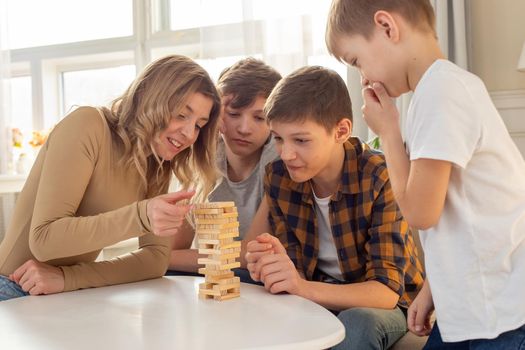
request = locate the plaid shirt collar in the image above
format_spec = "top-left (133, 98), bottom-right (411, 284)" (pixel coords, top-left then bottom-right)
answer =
top-left (287, 137), bottom-right (365, 204)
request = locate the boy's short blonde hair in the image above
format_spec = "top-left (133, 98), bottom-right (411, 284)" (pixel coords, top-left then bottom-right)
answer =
top-left (264, 66), bottom-right (352, 132)
top-left (326, 0), bottom-right (436, 60)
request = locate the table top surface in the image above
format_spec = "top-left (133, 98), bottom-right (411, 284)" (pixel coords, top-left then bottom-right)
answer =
top-left (0, 276), bottom-right (345, 350)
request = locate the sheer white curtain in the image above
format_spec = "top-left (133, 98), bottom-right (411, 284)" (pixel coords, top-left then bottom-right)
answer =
top-left (195, 0), bottom-right (365, 138)
top-left (197, 0), bottom-right (342, 79)
top-left (0, 0), bottom-right (11, 174)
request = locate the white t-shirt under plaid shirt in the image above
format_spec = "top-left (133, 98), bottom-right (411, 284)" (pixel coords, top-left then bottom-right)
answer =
top-left (405, 59), bottom-right (525, 342)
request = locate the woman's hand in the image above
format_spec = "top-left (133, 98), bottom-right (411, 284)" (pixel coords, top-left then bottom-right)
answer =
top-left (146, 190), bottom-right (195, 236)
top-left (9, 260), bottom-right (65, 295)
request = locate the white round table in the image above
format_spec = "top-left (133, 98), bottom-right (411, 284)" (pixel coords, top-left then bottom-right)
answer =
top-left (0, 276), bottom-right (345, 349)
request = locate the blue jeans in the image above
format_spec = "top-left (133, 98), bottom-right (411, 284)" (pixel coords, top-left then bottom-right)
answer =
top-left (333, 306), bottom-right (407, 350)
top-left (0, 275), bottom-right (29, 301)
top-left (424, 322), bottom-right (525, 349)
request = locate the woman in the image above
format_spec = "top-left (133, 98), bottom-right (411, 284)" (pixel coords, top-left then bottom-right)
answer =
top-left (0, 55), bottom-right (221, 300)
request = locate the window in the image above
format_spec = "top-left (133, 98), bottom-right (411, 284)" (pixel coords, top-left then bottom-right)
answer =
top-left (169, 0), bottom-right (243, 30)
top-left (9, 76), bottom-right (32, 135)
top-left (2, 0), bottom-right (353, 177)
top-left (62, 65), bottom-right (136, 114)
top-left (196, 55), bottom-right (261, 82)
top-left (7, 0), bottom-right (133, 49)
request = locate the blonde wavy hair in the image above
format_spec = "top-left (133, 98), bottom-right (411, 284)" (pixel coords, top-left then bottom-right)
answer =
top-left (100, 55), bottom-right (221, 201)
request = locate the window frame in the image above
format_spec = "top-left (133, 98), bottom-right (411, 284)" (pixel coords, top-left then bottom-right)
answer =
top-left (8, 0), bottom-right (351, 133)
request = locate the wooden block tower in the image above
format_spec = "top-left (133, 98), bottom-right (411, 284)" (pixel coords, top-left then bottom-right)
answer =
top-left (194, 202), bottom-right (241, 301)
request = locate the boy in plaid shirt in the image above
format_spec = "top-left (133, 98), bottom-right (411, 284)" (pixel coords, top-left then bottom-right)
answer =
top-left (245, 66), bottom-right (424, 349)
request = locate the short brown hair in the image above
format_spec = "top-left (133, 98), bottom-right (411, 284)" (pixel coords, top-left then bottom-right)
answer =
top-left (264, 66), bottom-right (352, 132)
top-left (326, 0), bottom-right (436, 60)
top-left (217, 57), bottom-right (281, 109)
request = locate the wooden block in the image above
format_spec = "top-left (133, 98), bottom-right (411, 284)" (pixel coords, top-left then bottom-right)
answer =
top-left (199, 267), bottom-right (237, 276)
top-left (196, 231), bottom-right (239, 240)
top-left (196, 227), bottom-right (239, 235)
top-left (196, 222), bottom-right (239, 230)
top-left (223, 206), bottom-right (237, 213)
top-left (214, 292), bottom-right (240, 301)
top-left (193, 208), bottom-right (227, 215)
top-left (205, 271), bottom-right (235, 283)
top-left (194, 217), bottom-right (237, 225)
top-left (197, 237), bottom-right (235, 246)
top-left (197, 212), bottom-right (238, 220)
top-left (212, 281), bottom-right (240, 292)
top-left (197, 252), bottom-right (239, 264)
top-left (197, 258), bottom-right (222, 266)
top-left (215, 276), bottom-right (240, 285)
top-left (198, 246), bottom-right (241, 255)
top-left (214, 252), bottom-right (240, 260)
top-left (217, 261), bottom-right (241, 270)
top-left (196, 202), bottom-right (235, 209)
top-left (199, 261), bottom-right (240, 271)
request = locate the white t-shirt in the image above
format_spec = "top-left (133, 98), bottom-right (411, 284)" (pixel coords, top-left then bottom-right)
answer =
top-left (312, 190), bottom-right (344, 281)
top-left (405, 59), bottom-right (525, 342)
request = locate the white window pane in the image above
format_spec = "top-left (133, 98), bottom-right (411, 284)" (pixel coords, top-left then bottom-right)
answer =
top-left (7, 0), bottom-right (132, 49)
top-left (169, 0), bottom-right (243, 30)
top-left (10, 76), bottom-right (32, 134)
top-left (196, 55), bottom-right (262, 83)
top-left (62, 65), bottom-right (136, 113)
top-left (307, 55), bottom-right (347, 84)
top-left (250, 0), bottom-right (310, 20)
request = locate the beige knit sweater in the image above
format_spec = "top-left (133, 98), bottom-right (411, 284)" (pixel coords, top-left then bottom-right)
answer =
top-left (0, 107), bottom-right (170, 291)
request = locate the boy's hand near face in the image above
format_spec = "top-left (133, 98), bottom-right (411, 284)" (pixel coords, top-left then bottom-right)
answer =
top-left (361, 82), bottom-right (400, 139)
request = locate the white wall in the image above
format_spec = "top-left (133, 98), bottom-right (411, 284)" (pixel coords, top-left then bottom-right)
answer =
top-left (468, 0), bottom-right (525, 157)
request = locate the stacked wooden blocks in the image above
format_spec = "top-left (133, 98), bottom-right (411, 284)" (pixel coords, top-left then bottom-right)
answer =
top-left (195, 202), bottom-right (241, 301)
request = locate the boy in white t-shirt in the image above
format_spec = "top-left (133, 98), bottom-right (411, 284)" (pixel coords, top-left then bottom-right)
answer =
top-left (168, 58), bottom-right (281, 276)
top-left (326, 0), bottom-right (525, 347)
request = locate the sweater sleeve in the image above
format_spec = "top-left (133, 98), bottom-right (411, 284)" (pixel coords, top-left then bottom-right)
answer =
top-left (60, 230), bottom-right (171, 291)
top-left (27, 107), bottom-right (169, 290)
top-left (29, 108), bottom-right (149, 261)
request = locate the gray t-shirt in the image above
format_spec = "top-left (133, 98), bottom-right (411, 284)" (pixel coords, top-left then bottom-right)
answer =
top-left (208, 138), bottom-right (277, 239)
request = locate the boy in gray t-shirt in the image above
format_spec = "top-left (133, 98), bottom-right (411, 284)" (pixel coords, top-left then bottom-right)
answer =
top-left (168, 58), bottom-right (281, 275)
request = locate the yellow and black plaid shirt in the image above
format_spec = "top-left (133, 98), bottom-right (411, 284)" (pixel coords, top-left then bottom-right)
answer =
top-left (264, 138), bottom-right (424, 307)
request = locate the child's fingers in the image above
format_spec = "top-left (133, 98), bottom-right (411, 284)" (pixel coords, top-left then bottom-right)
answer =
top-left (407, 307), bottom-right (416, 331)
top-left (255, 232), bottom-right (273, 243)
top-left (245, 251), bottom-right (272, 264)
top-left (371, 82), bottom-right (390, 106)
top-left (247, 240), bottom-right (273, 253)
top-left (413, 307), bottom-right (430, 336)
top-left (256, 233), bottom-right (287, 254)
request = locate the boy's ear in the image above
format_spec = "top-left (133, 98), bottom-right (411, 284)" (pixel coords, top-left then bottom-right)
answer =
top-left (335, 118), bottom-right (352, 143)
top-left (373, 10), bottom-right (400, 42)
